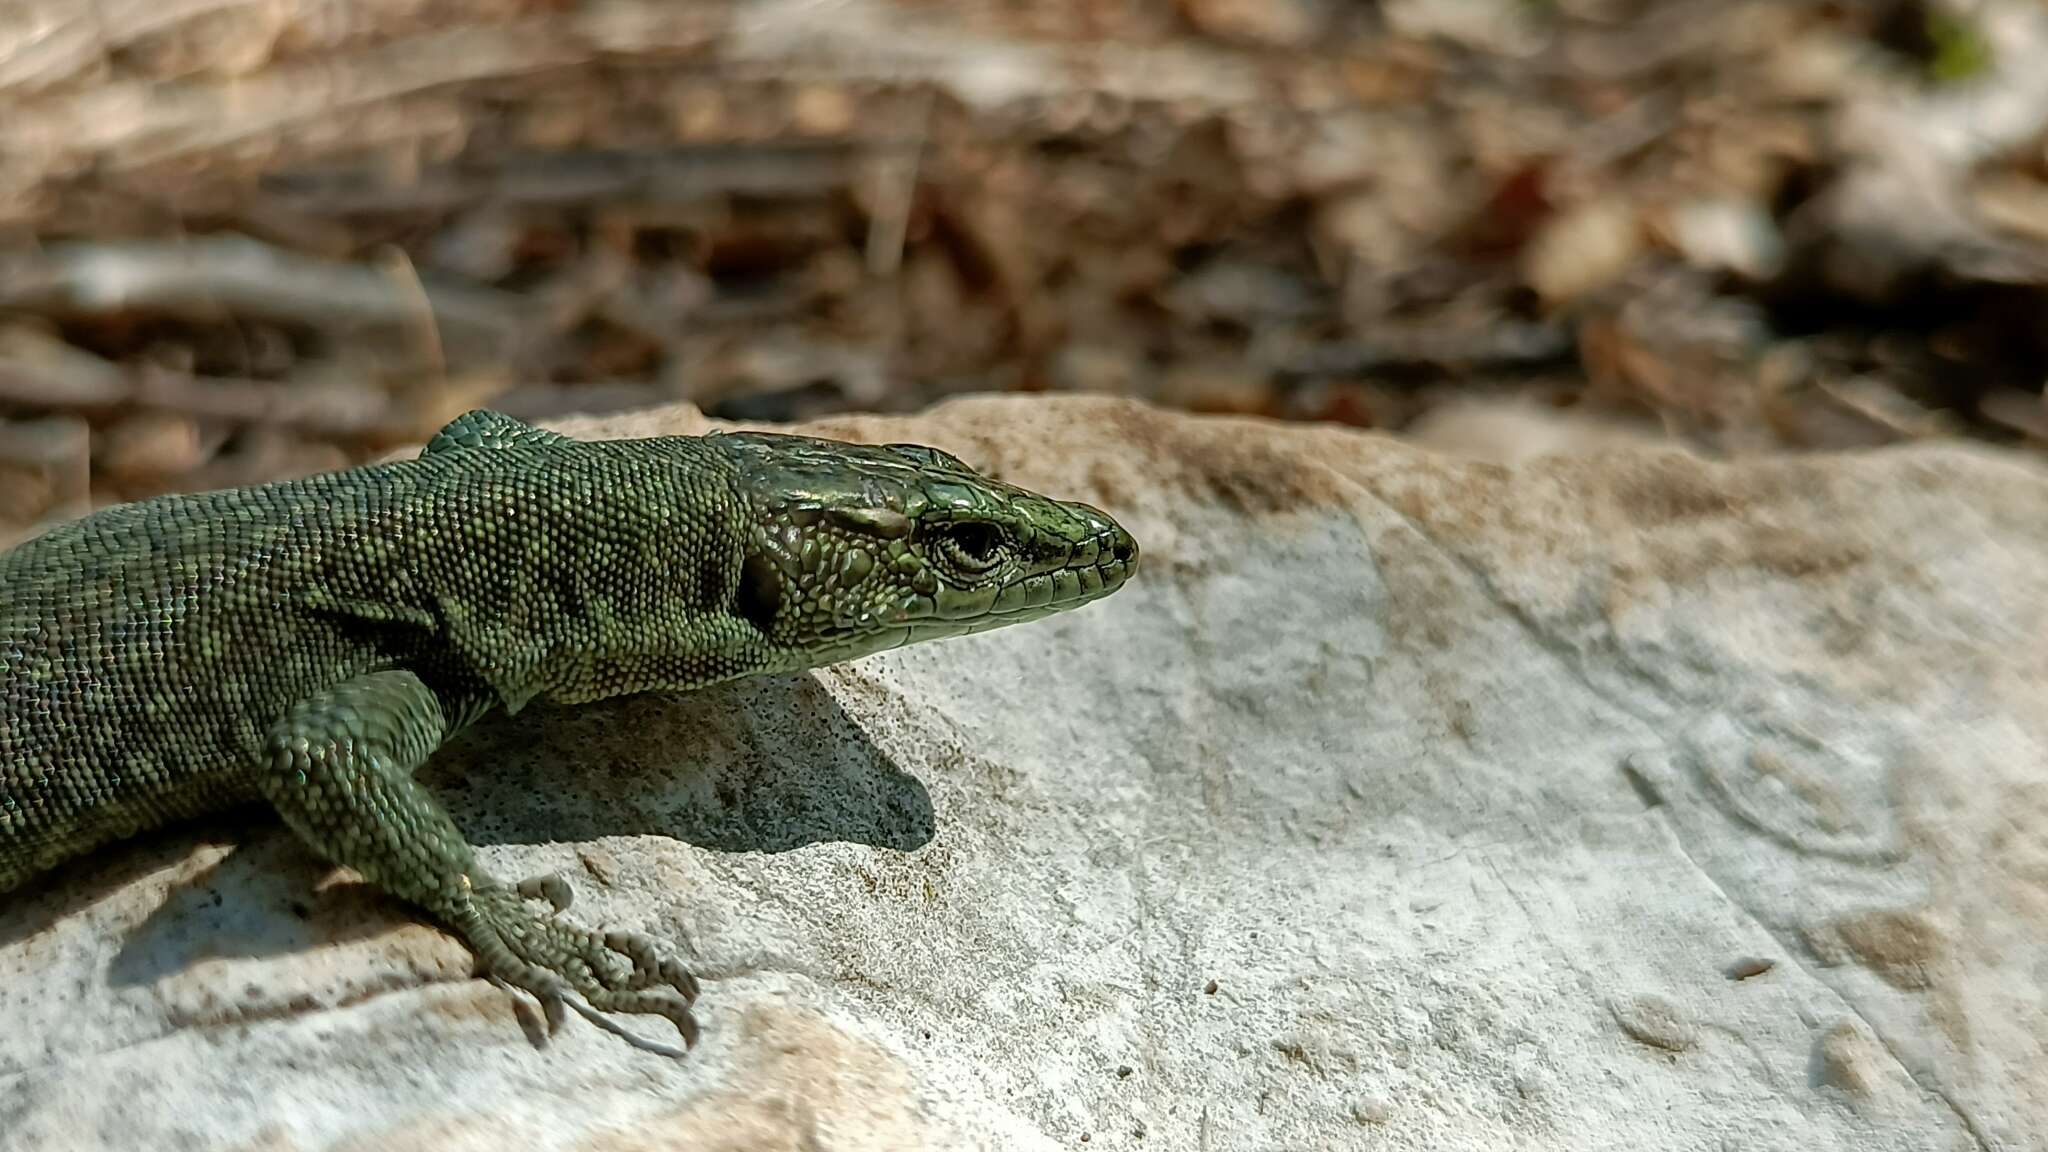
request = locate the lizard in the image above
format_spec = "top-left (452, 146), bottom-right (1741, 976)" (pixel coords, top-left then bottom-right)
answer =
top-left (0, 409), bottom-right (1138, 1056)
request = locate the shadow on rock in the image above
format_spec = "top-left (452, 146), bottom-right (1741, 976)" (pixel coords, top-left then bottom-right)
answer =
top-left (20, 672), bottom-right (932, 987)
top-left (431, 672), bottom-right (935, 855)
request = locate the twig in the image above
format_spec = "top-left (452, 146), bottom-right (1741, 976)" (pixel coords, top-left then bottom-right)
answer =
top-left (374, 244), bottom-right (447, 380)
top-left (132, 366), bottom-right (392, 437)
top-left (864, 92), bottom-right (933, 279)
top-left (0, 324), bottom-right (131, 407)
top-left (0, 234), bottom-right (531, 356)
top-left (263, 145), bottom-right (874, 217)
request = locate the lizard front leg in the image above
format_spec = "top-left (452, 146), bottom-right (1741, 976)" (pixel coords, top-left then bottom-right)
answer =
top-left (256, 669), bottom-right (700, 1053)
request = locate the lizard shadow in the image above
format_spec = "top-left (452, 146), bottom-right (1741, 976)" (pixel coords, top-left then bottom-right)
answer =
top-left (0, 673), bottom-right (934, 986)
top-left (425, 671), bottom-right (938, 856)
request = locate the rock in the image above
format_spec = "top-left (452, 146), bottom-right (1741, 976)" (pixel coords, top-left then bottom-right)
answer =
top-left (3, 394), bottom-right (2045, 1150)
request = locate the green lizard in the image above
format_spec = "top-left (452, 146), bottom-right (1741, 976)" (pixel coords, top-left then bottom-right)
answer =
top-left (0, 410), bottom-right (1137, 1055)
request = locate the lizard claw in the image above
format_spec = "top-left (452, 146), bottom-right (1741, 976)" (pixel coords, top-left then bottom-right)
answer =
top-left (561, 987), bottom-right (700, 1057)
top-left (457, 876), bottom-right (701, 1055)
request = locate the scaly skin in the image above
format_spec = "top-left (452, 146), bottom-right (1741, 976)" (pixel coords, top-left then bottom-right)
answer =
top-left (0, 410), bottom-right (1137, 1054)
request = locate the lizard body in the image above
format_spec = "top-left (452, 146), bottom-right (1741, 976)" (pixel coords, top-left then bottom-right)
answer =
top-left (0, 410), bottom-right (1137, 1052)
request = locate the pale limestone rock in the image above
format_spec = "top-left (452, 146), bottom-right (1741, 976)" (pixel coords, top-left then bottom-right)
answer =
top-left (2, 394), bottom-right (2041, 1150)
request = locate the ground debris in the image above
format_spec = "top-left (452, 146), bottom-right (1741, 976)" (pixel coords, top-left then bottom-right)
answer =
top-left (0, 0), bottom-right (2045, 534)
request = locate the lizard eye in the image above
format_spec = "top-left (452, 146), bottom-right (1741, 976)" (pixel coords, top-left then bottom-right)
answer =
top-left (933, 522), bottom-right (1005, 574)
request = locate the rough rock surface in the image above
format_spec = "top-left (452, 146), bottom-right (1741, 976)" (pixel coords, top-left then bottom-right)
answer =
top-left (2, 394), bottom-right (2043, 1150)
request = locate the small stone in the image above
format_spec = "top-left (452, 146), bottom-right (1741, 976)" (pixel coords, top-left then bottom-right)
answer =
top-left (520, 99), bottom-right (589, 150)
top-left (673, 85), bottom-right (726, 140)
top-left (1980, 387), bottom-right (2048, 441)
top-left (1288, 113), bottom-right (1388, 196)
top-left (790, 86), bottom-right (856, 136)
top-left (1050, 343), bottom-right (1144, 396)
top-left (0, 465), bottom-right (57, 533)
top-left (1811, 1019), bottom-right (1880, 1097)
top-left (578, 847), bottom-right (622, 886)
top-left (0, 416), bottom-right (89, 528)
top-left (1382, 0), bottom-right (1547, 55)
top-left (430, 208), bottom-right (523, 284)
top-left (1663, 199), bottom-right (1785, 281)
top-left (96, 413), bottom-right (213, 482)
top-left (180, 430), bottom-right (348, 494)
top-left (1972, 170), bottom-right (2048, 246)
top-left (1524, 198), bottom-right (1642, 308)
top-left (1157, 366), bottom-right (1271, 416)
top-left (1349, 1092), bottom-right (1391, 1124)
top-left (1724, 956), bottom-right (1776, 981)
top-left (1610, 993), bottom-right (1696, 1053)
top-left (1314, 193), bottom-right (1420, 267)
top-left (1176, 0), bottom-right (1328, 48)
top-left (1514, 1064), bottom-right (1555, 1101)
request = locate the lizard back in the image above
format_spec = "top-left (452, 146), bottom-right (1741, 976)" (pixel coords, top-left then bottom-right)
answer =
top-left (0, 437), bottom-right (741, 891)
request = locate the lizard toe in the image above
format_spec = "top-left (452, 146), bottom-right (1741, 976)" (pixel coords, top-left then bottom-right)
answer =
top-left (516, 871), bottom-right (575, 914)
top-left (458, 879), bottom-right (701, 1054)
top-left (604, 929), bottom-right (702, 1002)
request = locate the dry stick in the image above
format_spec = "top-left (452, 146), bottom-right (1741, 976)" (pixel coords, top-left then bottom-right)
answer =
top-left (0, 0), bottom-right (266, 98)
top-left (0, 325), bottom-right (131, 407)
top-left (0, 322), bottom-right (396, 438)
top-left (2, 2), bottom-right (1263, 203)
top-left (864, 91), bottom-right (932, 280)
top-left (375, 244), bottom-right (449, 382)
top-left (0, 234), bottom-right (531, 351)
top-left (131, 368), bottom-right (394, 437)
top-left (265, 145), bottom-right (873, 218)
top-left (4, 20), bottom-right (584, 171)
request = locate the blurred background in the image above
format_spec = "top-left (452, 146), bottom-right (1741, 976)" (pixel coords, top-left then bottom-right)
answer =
top-left (3, 0), bottom-right (2047, 542)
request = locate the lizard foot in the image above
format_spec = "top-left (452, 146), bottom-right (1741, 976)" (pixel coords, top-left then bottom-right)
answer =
top-left (456, 874), bottom-right (701, 1057)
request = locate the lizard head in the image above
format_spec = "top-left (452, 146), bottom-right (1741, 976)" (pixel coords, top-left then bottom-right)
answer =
top-left (713, 431), bottom-right (1138, 669)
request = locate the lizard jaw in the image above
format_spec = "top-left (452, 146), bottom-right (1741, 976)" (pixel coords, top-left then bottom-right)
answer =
top-left (785, 519), bottom-right (1136, 667)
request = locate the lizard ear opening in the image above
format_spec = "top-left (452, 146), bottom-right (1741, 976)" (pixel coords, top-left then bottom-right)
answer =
top-left (736, 553), bottom-right (784, 633)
